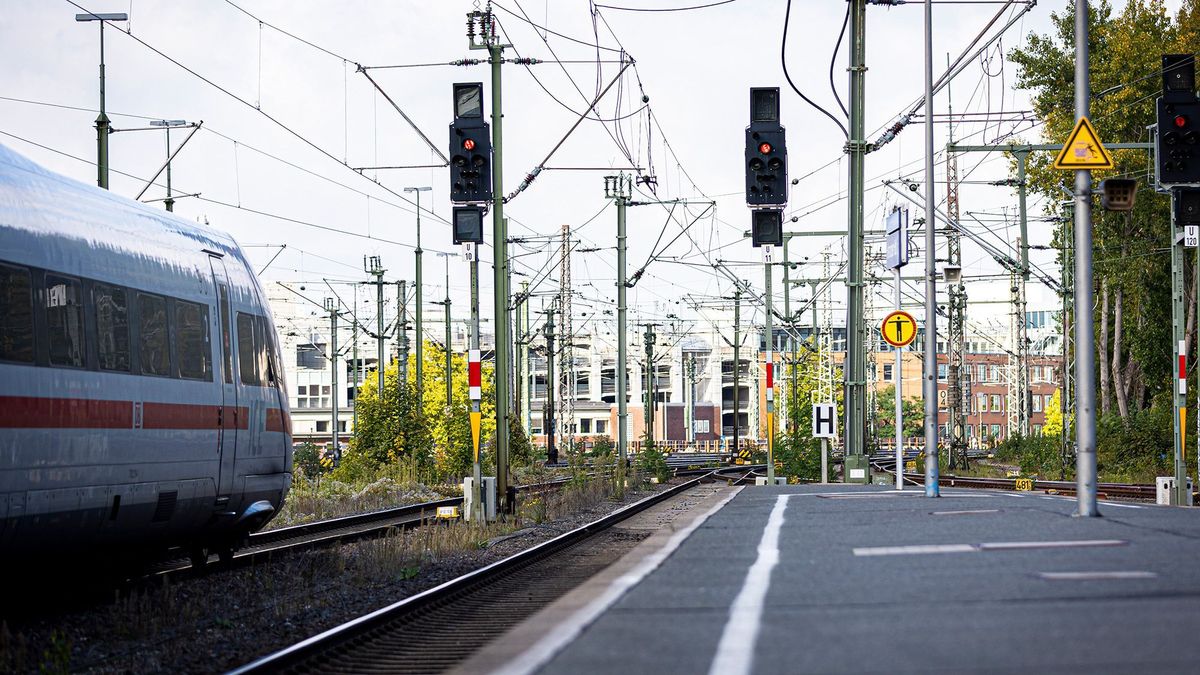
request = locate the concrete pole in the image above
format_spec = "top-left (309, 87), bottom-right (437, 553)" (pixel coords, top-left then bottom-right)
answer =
top-left (844, 0), bottom-right (869, 477)
top-left (1172, 190), bottom-right (1188, 505)
top-left (644, 325), bottom-right (654, 441)
top-left (783, 236), bottom-right (795, 434)
top-left (1073, 0), bottom-right (1099, 516)
top-left (1017, 152), bottom-right (1031, 436)
top-left (544, 311), bottom-right (557, 463)
top-left (922, 0), bottom-right (941, 498)
top-left (765, 249), bottom-right (775, 483)
top-left (895, 268), bottom-right (904, 490)
top-left (352, 285), bottom-right (359, 433)
top-left (521, 281), bottom-right (531, 435)
top-left (376, 271), bottom-right (385, 400)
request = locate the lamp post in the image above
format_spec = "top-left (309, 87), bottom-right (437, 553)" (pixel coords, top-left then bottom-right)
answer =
top-left (149, 120), bottom-right (187, 212)
top-left (76, 11), bottom-right (127, 190)
top-left (404, 186), bottom-right (433, 406)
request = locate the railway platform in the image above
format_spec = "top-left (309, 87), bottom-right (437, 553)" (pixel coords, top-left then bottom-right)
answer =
top-left (459, 484), bottom-right (1200, 674)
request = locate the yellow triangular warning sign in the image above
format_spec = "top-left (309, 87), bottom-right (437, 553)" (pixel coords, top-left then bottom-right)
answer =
top-left (1053, 116), bottom-right (1114, 170)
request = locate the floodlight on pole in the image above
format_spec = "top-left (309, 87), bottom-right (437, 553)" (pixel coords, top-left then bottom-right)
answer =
top-left (76, 12), bottom-right (128, 190)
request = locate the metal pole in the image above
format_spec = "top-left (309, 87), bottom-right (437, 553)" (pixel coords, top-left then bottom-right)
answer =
top-left (164, 126), bottom-right (174, 212)
top-left (399, 280), bottom-right (409, 384)
top-left (96, 21), bottom-right (110, 190)
top-left (1017, 152), bottom-right (1031, 436)
top-left (521, 280), bottom-right (531, 435)
top-left (895, 267), bottom-right (904, 490)
top-left (330, 304), bottom-right (340, 464)
top-left (1073, 0), bottom-right (1099, 516)
top-left (733, 287), bottom-right (742, 458)
top-left (921, 0), bottom-right (941, 498)
top-left (376, 271), bottom-right (385, 400)
top-left (445, 256), bottom-right (453, 410)
top-left (644, 326), bottom-right (653, 440)
top-left (470, 250), bottom-right (483, 523)
top-left (614, 176), bottom-right (630, 466)
top-left (352, 285), bottom-right (359, 433)
top-left (415, 192), bottom-right (424, 407)
top-left (765, 249), bottom-right (775, 483)
top-left (844, 0), bottom-right (869, 478)
top-left (545, 312), bottom-right (556, 463)
top-left (1172, 190), bottom-right (1188, 505)
top-left (489, 39), bottom-right (511, 510)
top-left (783, 237), bottom-right (794, 435)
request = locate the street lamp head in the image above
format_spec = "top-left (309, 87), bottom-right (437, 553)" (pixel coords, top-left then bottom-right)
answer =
top-left (76, 12), bottom-right (128, 21)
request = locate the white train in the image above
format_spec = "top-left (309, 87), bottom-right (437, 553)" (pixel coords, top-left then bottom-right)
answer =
top-left (0, 143), bottom-right (292, 565)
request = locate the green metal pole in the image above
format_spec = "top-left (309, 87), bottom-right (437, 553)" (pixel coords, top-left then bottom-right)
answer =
top-left (96, 21), bottom-right (110, 190)
top-left (353, 285), bottom-right (359, 433)
top-left (489, 38), bottom-right (511, 510)
top-left (399, 280), bottom-right (409, 385)
top-left (844, 0), bottom-right (869, 482)
top-left (612, 176), bottom-right (630, 466)
top-left (445, 255), bottom-right (452, 412)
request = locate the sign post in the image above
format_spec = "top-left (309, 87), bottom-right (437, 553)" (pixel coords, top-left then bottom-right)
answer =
top-left (885, 208), bottom-right (910, 488)
top-left (880, 310), bottom-right (917, 488)
top-left (812, 402), bottom-right (838, 483)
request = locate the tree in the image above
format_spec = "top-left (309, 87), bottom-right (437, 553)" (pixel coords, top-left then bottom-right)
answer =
top-left (872, 385), bottom-right (923, 441)
top-left (1010, 1), bottom-right (1196, 422)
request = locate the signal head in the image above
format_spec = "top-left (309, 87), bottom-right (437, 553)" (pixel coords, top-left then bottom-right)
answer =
top-left (759, 142), bottom-right (772, 154)
top-left (463, 138), bottom-right (477, 151)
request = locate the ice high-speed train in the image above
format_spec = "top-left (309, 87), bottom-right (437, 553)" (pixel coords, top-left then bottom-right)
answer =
top-left (0, 143), bottom-right (291, 565)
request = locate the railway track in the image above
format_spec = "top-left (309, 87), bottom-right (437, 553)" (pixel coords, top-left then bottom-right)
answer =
top-left (229, 472), bottom-right (729, 674)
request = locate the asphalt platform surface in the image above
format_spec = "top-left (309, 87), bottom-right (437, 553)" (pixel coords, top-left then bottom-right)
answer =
top-left (534, 484), bottom-right (1200, 674)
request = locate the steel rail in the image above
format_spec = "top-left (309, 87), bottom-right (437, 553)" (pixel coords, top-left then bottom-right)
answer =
top-left (228, 473), bottom-right (719, 674)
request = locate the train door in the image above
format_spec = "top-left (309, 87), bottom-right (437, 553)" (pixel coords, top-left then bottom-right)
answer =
top-left (208, 255), bottom-right (237, 498)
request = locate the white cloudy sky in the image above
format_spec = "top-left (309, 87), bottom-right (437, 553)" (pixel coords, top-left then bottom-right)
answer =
top-left (0, 1), bottom-right (1156, 345)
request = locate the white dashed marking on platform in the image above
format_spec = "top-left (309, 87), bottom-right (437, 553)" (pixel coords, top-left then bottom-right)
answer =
top-left (1037, 571), bottom-right (1157, 580)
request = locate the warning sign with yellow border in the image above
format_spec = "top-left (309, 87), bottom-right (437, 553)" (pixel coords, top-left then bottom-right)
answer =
top-left (880, 310), bottom-right (917, 348)
top-left (1052, 117), bottom-right (1114, 170)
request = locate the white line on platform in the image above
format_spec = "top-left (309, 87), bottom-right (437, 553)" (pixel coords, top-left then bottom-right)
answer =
top-left (854, 544), bottom-right (979, 556)
top-left (708, 494), bottom-right (789, 675)
top-left (932, 509), bottom-right (1001, 516)
top-left (977, 539), bottom-right (1128, 551)
top-left (1037, 571), bottom-right (1157, 580)
top-left (854, 539), bottom-right (1129, 556)
top-left (491, 487), bottom-right (744, 675)
top-left (1099, 501), bottom-right (1144, 509)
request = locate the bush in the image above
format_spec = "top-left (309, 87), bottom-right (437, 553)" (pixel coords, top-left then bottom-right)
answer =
top-left (635, 438), bottom-right (670, 483)
top-left (995, 434), bottom-right (1061, 477)
top-left (294, 442), bottom-right (322, 479)
top-left (774, 432), bottom-right (824, 481)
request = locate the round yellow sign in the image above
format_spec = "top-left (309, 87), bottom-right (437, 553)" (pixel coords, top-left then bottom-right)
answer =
top-left (880, 310), bottom-right (917, 348)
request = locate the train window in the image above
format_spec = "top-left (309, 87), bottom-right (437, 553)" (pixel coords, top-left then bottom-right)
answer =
top-left (257, 315), bottom-right (280, 387)
top-left (45, 274), bottom-right (85, 368)
top-left (237, 312), bottom-right (258, 385)
top-left (218, 285), bottom-right (233, 384)
top-left (175, 300), bottom-right (211, 380)
top-left (94, 283), bottom-right (130, 372)
top-left (0, 264), bottom-right (34, 362)
top-left (138, 293), bottom-right (171, 376)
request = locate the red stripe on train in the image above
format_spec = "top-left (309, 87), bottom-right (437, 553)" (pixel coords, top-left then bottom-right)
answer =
top-left (0, 396), bottom-right (283, 433)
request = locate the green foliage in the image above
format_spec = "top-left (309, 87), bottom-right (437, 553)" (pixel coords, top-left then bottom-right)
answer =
top-left (1042, 389), bottom-right (1071, 439)
top-left (635, 435), bottom-right (670, 483)
top-left (293, 441), bottom-right (322, 479)
top-left (872, 385), bottom-right (923, 440)
top-left (995, 434), bottom-right (1062, 477)
top-left (774, 431), bottom-right (825, 481)
top-left (588, 436), bottom-right (615, 458)
top-left (507, 417), bottom-right (536, 467)
top-left (1010, 1), bottom-right (1197, 419)
top-left (1095, 393), bottom-right (1175, 482)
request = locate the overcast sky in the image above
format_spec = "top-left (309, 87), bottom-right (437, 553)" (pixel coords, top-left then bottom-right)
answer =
top-left (0, 1), bottom-right (1158, 344)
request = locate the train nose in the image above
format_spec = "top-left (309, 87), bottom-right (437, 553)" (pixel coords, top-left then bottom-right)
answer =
top-left (236, 500), bottom-right (277, 534)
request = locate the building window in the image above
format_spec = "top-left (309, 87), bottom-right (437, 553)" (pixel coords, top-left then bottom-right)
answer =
top-left (580, 418), bottom-right (592, 433)
top-left (1046, 393), bottom-right (1055, 411)
top-left (989, 365), bottom-right (1000, 383)
top-left (596, 419), bottom-right (607, 434)
top-left (883, 363), bottom-right (893, 381)
top-left (991, 424), bottom-right (1001, 438)
top-left (1033, 424), bottom-right (1043, 436)
top-left (316, 420), bottom-right (328, 432)
top-left (937, 363), bottom-right (947, 381)
top-left (297, 343), bottom-right (325, 369)
top-left (1044, 366), bottom-right (1054, 382)
top-left (1032, 395), bottom-right (1042, 413)
top-left (976, 393), bottom-right (986, 413)
top-left (977, 364), bottom-right (986, 382)
top-left (990, 394), bottom-right (1002, 412)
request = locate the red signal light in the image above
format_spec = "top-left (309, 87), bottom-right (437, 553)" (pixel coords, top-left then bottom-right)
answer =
top-left (463, 138), bottom-right (477, 151)
top-left (758, 142), bottom-right (772, 154)
top-left (1175, 115), bottom-right (1189, 128)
